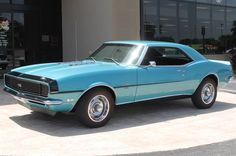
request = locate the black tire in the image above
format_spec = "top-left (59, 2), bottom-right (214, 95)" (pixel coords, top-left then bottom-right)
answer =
top-left (192, 78), bottom-right (217, 109)
top-left (76, 88), bottom-right (115, 128)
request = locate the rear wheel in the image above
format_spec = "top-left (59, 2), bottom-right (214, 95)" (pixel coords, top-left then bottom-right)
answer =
top-left (76, 88), bottom-right (115, 128)
top-left (192, 78), bottom-right (217, 109)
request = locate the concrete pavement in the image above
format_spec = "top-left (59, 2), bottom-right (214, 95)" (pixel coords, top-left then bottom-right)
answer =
top-left (0, 79), bottom-right (236, 155)
top-left (220, 77), bottom-right (236, 94)
top-left (127, 139), bottom-right (236, 156)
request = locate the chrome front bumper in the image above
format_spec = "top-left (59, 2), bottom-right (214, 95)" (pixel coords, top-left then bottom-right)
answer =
top-left (4, 87), bottom-right (63, 106)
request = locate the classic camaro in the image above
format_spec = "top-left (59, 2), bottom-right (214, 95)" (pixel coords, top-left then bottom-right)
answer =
top-left (4, 41), bottom-right (233, 127)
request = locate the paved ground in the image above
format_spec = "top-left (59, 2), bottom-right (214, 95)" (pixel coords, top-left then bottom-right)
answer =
top-left (0, 79), bottom-right (236, 156)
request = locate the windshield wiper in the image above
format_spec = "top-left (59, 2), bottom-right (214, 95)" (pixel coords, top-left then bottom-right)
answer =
top-left (85, 57), bottom-right (96, 62)
top-left (103, 57), bottom-right (120, 65)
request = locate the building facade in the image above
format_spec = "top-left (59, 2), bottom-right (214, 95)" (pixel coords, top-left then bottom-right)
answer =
top-left (141, 0), bottom-right (236, 55)
top-left (0, 0), bottom-right (236, 77)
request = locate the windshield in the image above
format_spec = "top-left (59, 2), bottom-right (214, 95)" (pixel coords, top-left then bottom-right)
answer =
top-left (90, 44), bottom-right (144, 65)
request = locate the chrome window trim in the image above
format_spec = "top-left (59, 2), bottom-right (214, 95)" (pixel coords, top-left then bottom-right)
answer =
top-left (137, 45), bottom-right (196, 67)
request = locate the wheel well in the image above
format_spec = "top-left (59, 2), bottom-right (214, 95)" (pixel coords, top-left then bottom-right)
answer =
top-left (204, 74), bottom-right (218, 87)
top-left (71, 86), bottom-right (116, 112)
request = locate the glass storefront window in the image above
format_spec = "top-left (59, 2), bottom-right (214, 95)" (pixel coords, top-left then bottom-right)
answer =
top-left (159, 0), bottom-right (177, 42)
top-left (0, 12), bottom-right (26, 70)
top-left (0, 13), bottom-right (11, 49)
top-left (226, 7), bottom-right (236, 50)
top-left (212, 0), bottom-right (226, 5)
top-left (212, 6), bottom-right (225, 53)
top-left (0, 0), bottom-right (62, 77)
top-left (12, 0), bottom-right (24, 4)
top-left (143, 0), bottom-right (158, 40)
top-left (179, 2), bottom-right (196, 44)
top-left (183, 0), bottom-right (196, 2)
top-left (13, 13), bottom-right (24, 48)
top-left (196, 4), bottom-right (211, 54)
top-left (13, 13), bottom-right (25, 67)
top-left (197, 0), bottom-right (211, 4)
top-left (141, 0), bottom-right (236, 55)
top-left (226, 0), bottom-right (236, 7)
top-left (227, 8), bottom-right (236, 35)
top-left (0, 12), bottom-right (11, 71)
top-left (212, 6), bottom-right (225, 39)
top-left (0, 0), bottom-right (10, 3)
top-left (196, 4), bottom-right (211, 38)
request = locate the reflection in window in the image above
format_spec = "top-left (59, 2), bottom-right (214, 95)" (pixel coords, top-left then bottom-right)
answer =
top-left (0, 13), bottom-right (11, 71)
top-left (197, 4), bottom-right (211, 39)
top-left (196, 4), bottom-right (211, 54)
top-left (226, 7), bottom-right (236, 50)
top-left (227, 0), bottom-right (236, 7)
top-left (212, 6), bottom-right (225, 54)
top-left (142, 0), bottom-right (236, 55)
top-left (13, 13), bottom-right (24, 48)
top-left (143, 0), bottom-right (158, 40)
top-left (0, 0), bottom-right (10, 3)
top-left (196, 0), bottom-right (211, 4)
top-left (0, 13), bottom-right (11, 49)
top-left (212, 6), bottom-right (225, 39)
top-left (12, 0), bottom-right (24, 4)
top-left (179, 2), bottom-right (196, 45)
top-left (13, 13), bottom-right (25, 67)
top-left (212, 0), bottom-right (226, 5)
top-left (227, 8), bottom-right (236, 35)
top-left (159, 0), bottom-right (177, 42)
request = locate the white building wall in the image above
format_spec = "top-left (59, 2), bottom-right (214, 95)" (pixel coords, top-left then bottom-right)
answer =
top-left (62, 0), bottom-right (140, 61)
top-left (112, 0), bottom-right (140, 40)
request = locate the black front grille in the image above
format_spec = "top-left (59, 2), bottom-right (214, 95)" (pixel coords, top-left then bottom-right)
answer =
top-left (5, 74), bottom-right (49, 97)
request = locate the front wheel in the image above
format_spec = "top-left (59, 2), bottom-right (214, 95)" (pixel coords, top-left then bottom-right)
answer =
top-left (192, 78), bottom-right (217, 109)
top-left (76, 88), bottom-right (115, 128)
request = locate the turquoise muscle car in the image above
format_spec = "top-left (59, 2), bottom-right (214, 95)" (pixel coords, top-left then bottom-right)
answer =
top-left (4, 41), bottom-right (233, 127)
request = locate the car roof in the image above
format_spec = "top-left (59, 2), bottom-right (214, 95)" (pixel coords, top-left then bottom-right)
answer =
top-left (105, 40), bottom-right (206, 61)
top-left (106, 40), bottom-right (185, 47)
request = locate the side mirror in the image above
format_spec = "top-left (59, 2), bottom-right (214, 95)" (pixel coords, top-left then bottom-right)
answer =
top-left (149, 61), bottom-right (157, 67)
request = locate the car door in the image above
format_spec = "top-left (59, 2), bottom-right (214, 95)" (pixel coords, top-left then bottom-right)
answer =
top-left (135, 46), bottom-right (193, 101)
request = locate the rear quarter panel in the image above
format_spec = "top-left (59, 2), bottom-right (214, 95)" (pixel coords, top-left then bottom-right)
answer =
top-left (185, 60), bottom-right (233, 94)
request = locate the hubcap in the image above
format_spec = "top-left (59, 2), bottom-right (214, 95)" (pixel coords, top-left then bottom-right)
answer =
top-left (201, 83), bottom-right (215, 105)
top-left (88, 95), bottom-right (109, 122)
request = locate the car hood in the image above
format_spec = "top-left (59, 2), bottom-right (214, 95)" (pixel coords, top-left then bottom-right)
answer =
top-left (12, 61), bottom-right (123, 80)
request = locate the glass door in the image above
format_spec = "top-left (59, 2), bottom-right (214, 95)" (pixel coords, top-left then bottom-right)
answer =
top-left (13, 13), bottom-right (25, 67)
top-left (0, 0), bottom-right (62, 78)
top-left (0, 12), bottom-right (26, 75)
top-left (0, 12), bottom-right (12, 75)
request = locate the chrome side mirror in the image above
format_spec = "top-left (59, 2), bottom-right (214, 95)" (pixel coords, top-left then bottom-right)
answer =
top-left (149, 61), bottom-right (157, 67)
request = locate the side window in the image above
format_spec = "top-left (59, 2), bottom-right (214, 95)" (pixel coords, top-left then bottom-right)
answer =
top-left (141, 47), bottom-right (162, 65)
top-left (141, 47), bottom-right (193, 66)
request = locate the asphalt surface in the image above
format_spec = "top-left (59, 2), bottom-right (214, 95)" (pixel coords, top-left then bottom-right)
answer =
top-left (0, 79), bottom-right (236, 156)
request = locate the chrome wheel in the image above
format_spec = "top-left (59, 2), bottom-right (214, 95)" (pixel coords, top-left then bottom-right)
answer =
top-left (88, 95), bottom-right (110, 122)
top-left (201, 83), bottom-right (215, 105)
